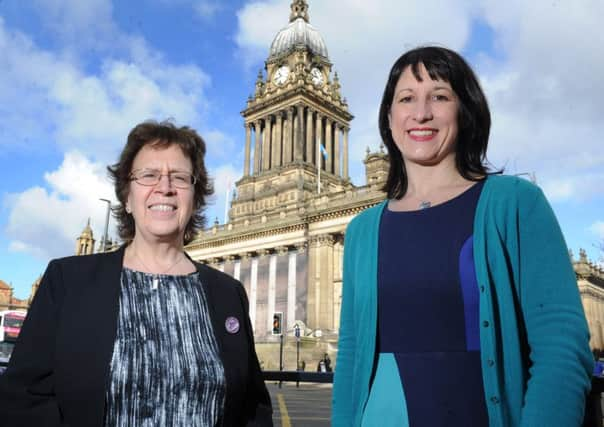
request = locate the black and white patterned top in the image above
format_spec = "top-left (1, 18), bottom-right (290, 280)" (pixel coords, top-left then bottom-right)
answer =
top-left (104, 268), bottom-right (226, 427)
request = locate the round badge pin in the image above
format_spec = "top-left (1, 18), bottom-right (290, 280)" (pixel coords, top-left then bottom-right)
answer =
top-left (225, 316), bottom-right (240, 334)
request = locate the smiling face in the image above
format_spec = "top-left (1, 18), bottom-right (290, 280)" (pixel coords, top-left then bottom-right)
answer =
top-left (126, 143), bottom-right (195, 246)
top-left (389, 63), bottom-right (460, 168)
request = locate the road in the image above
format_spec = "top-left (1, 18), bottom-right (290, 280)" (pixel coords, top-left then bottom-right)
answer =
top-left (267, 382), bottom-right (332, 427)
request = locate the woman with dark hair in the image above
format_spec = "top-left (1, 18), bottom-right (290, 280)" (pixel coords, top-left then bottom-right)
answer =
top-left (332, 46), bottom-right (592, 426)
top-left (0, 121), bottom-right (273, 426)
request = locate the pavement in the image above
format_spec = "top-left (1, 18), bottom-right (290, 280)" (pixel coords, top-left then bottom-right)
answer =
top-left (267, 382), bottom-right (332, 427)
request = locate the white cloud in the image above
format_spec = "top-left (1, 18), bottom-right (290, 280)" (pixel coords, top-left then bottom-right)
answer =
top-left (476, 0), bottom-right (604, 198)
top-left (29, 0), bottom-right (124, 56)
top-left (590, 222), bottom-right (604, 240)
top-left (0, 14), bottom-right (211, 164)
top-left (204, 129), bottom-right (239, 162)
top-left (205, 163), bottom-right (240, 224)
top-left (5, 151), bottom-right (116, 260)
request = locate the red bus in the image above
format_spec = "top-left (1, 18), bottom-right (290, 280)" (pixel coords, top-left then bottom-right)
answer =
top-left (0, 310), bottom-right (26, 343)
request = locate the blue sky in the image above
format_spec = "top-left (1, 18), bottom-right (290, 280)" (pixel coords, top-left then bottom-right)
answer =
top-left (1, 0), bottom-right (603, 300)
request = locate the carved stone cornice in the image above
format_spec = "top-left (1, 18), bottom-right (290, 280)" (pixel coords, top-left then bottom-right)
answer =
top-left (257, 248), bottom-right (271, 258)
top-left (276, 246), bottom-right (290, 256)
top-left (239, 252), bottom-right (253, 261)
top-left (309, 233), bottom-right (335, 247)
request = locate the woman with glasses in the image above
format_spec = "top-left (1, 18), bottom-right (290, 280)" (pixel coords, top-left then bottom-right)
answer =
top-left (0, 121), bottom-right (273, 426)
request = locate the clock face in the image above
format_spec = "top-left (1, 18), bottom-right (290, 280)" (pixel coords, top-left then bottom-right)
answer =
top-left (273, 65), bottom-right (290, 85)
top-left (311, 67), bottom-right (324, 86)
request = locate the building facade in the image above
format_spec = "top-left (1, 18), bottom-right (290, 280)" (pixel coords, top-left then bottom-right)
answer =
top-left (574, 249), bottom-right (604, 355)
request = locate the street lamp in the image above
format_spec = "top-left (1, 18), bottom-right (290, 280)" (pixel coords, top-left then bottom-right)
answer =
top-left (294, 323), bottom-right (301, 388)
top-left (294, 323), bottom-right (301, 369)
top-left (99, 198), bottom-right (111, 252)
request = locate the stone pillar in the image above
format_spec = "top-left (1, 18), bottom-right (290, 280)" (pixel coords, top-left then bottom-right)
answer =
top-left (250, 256), bottom-right (258, 331)
top-left (334, 123), bottom-right (341, 177)
top-left (325, 117), bottom-right (333, 174)
top-left (343, 127), bottom-right (350, 179)
top-left (287, 249), bottom-right (297, 330)
top-left (234, 258), bottom-right (241, 281)
top-left (306, 108), bottom-right (314, 163)
top-left (295, 104), bottom-right (304, 161)
top-left (262, 117), bottom-right (271, 171)
top-left (254, 120), bottom-right (262, 174)
top-left (267, 251), bottom-right (277, 334)
top-left (244, 123), bottom-right (251, 176)
top-left (272, 113), bottom-right (283, 168)
top-left (283, 107), bottom-right (294, 165)
top-left (315, 113), bottom-right (323, 170)
top-left (307, 234), bottom-right (335, 330)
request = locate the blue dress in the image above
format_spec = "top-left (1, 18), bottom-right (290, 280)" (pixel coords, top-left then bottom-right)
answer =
top-left (362, 181), bottom-right (488, 427)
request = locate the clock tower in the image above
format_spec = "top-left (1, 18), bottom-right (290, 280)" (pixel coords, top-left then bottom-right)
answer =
top-left (230, 0), bottom-right (354, 226)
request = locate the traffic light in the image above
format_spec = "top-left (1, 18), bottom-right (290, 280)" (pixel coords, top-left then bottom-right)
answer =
top-left (272, 312), bottom-right (283, 335)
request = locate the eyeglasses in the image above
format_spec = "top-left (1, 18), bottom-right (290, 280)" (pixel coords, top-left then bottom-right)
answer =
top-left (129, 169), bottom-right (196, 189)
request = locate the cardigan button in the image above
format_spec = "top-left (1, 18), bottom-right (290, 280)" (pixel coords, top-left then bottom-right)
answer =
top-left (490, 396), bottom-right (500, 404)
top-left (487, 359), bottom-right (495, 367)
top-left (480, 285), bottom-right (485, 292)
top-left (482, 320), bottom-right (490, 327)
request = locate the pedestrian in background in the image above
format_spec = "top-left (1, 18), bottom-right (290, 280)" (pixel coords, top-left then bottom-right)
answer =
top-left (332, 46), bottom-right (593, 426)
top-left (0, 120), bottom-right (272, 426)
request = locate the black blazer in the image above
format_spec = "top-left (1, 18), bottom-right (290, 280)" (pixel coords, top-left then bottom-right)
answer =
top-left (0, 246), bottom-right (273, 426)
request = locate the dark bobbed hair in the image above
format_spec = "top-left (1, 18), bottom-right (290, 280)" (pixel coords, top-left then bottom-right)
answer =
top-left (379, 46), bottom-right (494, 199)
top-left (107, 120), bottom-right (214, 245)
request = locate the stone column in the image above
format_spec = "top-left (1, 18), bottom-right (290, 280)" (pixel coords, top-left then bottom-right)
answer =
top-left (234, 258), bottom-right (241, 281)
top-left (253, 120), bottom-right (262, 174)
top-left (343, 127), bottom-right (350, 179)
top-left (325, 117), bottom-right (333, 174)
top-left (283, 107), bottom-right (294, 165)
top-left (244, 123), bottom-right (251, 176)
top-left (272, 112), bottom-right (283, 168)
top-left (250, 256), bottom-right (258, 331)
top-left (295, 104), bottom-right (304, 161)
top-left (287, 249), bottom-right (297, 330)
top-left (315, 113), bottom-right (323, 170)
top-left (262, 117), bottom-right (271, 171)
top-left (306, 108), bottom-right (314, 162)
top-left (306, 234), bottom-right (335, 330)
top-left (267, 251), bottom-right (277, 334)
top-left (334, 123), bottom-right (341, 177)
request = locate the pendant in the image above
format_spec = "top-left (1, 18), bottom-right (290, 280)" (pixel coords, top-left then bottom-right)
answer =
top-left (419, 201), bottom-right (431, 210)
top-left (152, 277), bottom-right (159, 290)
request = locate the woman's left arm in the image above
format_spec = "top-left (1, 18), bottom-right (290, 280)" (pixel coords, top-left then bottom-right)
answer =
top-left (517, 187), bottom-right (593, 426)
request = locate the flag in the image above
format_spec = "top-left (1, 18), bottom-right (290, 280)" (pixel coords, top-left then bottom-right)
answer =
top-left (320, 143), bottom-right (328, 159)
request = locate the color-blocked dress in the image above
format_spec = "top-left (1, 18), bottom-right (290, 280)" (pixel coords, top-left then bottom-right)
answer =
top-left (362, 181), bottom-right (488, 427)
top-left (104, 268), bottom-right (226, 427)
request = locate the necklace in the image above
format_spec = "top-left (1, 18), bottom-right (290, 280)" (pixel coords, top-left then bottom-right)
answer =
top-left (133, 250), bottom-right (185, 290)
top-left (419, 201), bottom-right (431, 209)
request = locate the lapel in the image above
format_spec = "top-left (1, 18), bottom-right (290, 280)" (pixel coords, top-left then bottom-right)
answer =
top-left (191, 261), bottom-right (231, 355)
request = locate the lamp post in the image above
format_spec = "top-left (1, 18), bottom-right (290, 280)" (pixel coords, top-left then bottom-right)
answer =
top-left (99, 198), bottom-right (111, 252)
top-left (294, 323), bottom-right (301, 388)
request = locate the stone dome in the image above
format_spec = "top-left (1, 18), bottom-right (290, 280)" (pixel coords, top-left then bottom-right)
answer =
top-left (269, 17), bottom-right (328, 60)
top-left (0, 280), bottom-right (11, 290)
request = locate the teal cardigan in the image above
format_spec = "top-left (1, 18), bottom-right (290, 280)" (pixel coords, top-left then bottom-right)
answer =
top-left (332, 175), bottom-right (593, 426)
